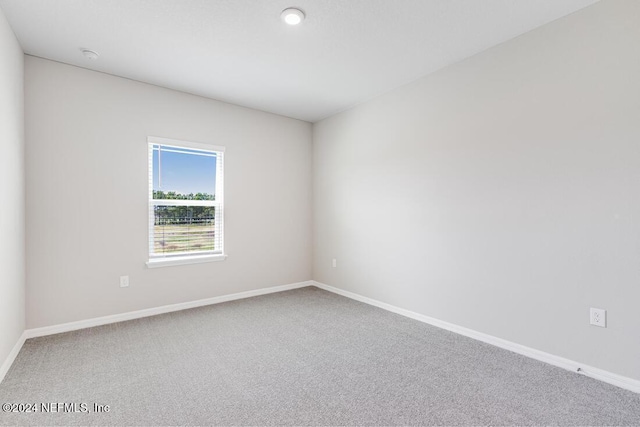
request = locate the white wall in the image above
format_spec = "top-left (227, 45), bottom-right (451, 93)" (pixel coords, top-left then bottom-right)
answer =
top-left (0, 8), bottom-right (24, 366)
top-left (313, 0), bottom-right (640, 381)
top-left (25, 57), bottom-right (312, 328)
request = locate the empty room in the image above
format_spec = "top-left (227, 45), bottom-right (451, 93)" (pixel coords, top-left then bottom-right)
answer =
top-left (1, 0), bottom-right (639, 425)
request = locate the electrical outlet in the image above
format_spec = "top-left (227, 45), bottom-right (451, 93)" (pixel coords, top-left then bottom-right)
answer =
top-left (590, 308), bottom-right (606, 327)
top-left (332, 258), bottom-right (337, 268)
top-left (120, 275), bottom-right (129, 288)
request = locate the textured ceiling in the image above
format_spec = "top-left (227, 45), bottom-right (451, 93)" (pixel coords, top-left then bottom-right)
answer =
top-left (0, 0), bottom-right (598, 122)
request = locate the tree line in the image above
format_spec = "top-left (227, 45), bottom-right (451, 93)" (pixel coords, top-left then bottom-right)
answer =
top-left (153, 190), bottom-right (215, 201)
top-left (153, 191), bottom-right (216, 225)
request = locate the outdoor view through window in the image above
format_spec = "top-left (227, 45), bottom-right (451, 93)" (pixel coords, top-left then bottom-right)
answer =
top-left (148, 137), bottom-right (224, 261)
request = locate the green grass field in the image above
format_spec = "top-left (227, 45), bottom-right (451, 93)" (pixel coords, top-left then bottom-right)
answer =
top-left (154, 223), bottom-right (216, 253)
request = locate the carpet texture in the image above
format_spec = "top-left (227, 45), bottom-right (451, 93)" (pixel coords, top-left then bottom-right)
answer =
top-left (0, 287), bottom-right (639, 426)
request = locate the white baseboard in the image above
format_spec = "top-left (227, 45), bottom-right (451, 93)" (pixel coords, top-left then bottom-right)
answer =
top-left (6, 279), bottom-right (638, 394)
top-left (1, 280), bottom-right (312, 384)
top-left (0, 331), bottom-right (27, 384)
top-left (25, 280), bottom-right (313, 339)
top-left (312, 280), bottom-right (640, 394)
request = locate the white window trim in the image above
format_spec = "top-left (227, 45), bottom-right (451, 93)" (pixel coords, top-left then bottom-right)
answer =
top-left (146, 253), bottom-right (227, 268)
top-left (147, 136), bottom-right (226, 268)
top-left (148, 136), bottom-right (226, 153)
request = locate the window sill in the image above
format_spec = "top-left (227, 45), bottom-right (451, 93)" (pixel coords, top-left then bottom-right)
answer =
top-left (146, 254), bottom-right (227, 268)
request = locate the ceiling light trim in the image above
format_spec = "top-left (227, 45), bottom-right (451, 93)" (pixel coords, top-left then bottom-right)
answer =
top-left (281, 8), bottom-right (305, 26)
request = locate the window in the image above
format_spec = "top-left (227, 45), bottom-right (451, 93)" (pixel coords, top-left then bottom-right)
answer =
top-left (147, 137), bottom-right (225, 267)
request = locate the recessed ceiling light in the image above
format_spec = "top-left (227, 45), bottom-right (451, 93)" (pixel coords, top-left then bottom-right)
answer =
top-left (281, 8), bottom-right (305, 26)
top-left (80, 48), bottom-right (99, 60)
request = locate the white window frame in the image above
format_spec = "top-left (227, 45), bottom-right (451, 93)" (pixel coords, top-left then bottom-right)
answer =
top-left (146, 136), bottom-right (226, 268)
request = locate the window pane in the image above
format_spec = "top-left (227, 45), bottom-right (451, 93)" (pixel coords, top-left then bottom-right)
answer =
top-left (152, 145), bottom-right (216, 200)
top-left (153, 205), bottom-right (217, 254)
